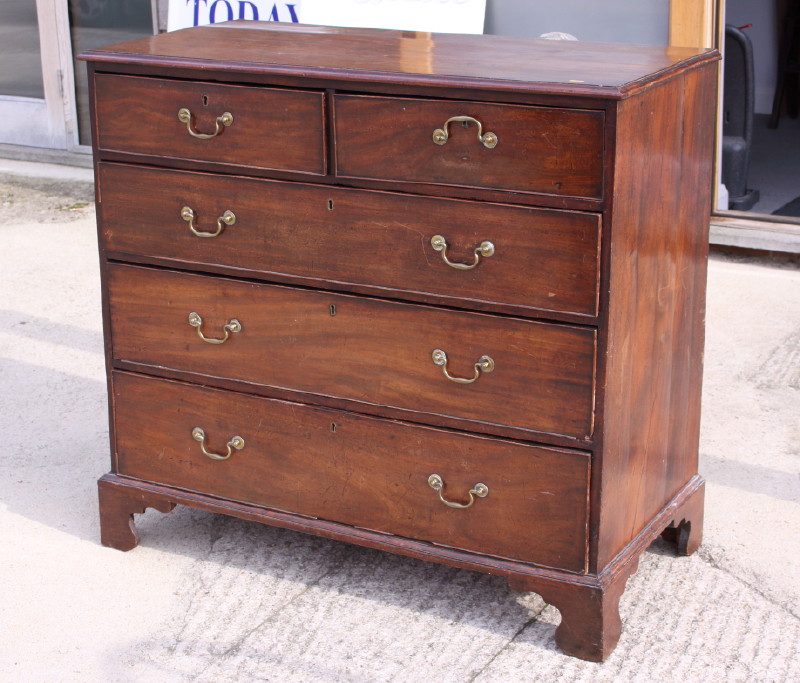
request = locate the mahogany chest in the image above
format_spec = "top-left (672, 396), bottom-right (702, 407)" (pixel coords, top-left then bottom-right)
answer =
top-left (82, 22), bottom-right (718, 661)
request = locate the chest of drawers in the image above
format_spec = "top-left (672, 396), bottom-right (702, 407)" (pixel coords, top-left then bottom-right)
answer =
top-left (82, 22), bottom-right (718, 661)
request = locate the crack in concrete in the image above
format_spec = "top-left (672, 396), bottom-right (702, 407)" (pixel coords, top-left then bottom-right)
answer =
top-left (465, 601), bottom-right (550, 682)
top-left (217, 562), bottom-right (343, 661)
top-left (697, 545), bottom-right (800, 620)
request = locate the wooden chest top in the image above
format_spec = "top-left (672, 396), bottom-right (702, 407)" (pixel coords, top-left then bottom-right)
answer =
top-left (81, 21), bottom-right (714, 98)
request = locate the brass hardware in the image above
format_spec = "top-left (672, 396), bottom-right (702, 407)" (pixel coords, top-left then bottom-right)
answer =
top-left (427, 474), bottom-right (488, 509)
top-left (329, 304), bottom-right (336, 316)
top-left (430, 234), bottom-right (494, 270)
top-left (187, 311), bottom-right (242, 344)
top-left (431, 349), bottom-right (494, 384)
top-left (191, 427), bottom-right (244, 461)
top-left (181, 206), bottom-right (236, 238)
top-left (178, 107), bottom-right (233, 139)
top-left (432, 115), bottom-right (497, 148)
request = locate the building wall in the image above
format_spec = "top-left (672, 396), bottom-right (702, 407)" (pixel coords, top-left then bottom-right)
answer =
top-left (484, 0), bottom-right (669, 45)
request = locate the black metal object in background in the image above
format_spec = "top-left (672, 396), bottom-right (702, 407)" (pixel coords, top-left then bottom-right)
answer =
top-left (722, 24), bottom-right (760, 211)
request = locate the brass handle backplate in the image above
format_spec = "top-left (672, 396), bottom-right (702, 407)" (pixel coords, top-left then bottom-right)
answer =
top-left (431, 348), bottom-right (494, 384)
top-left (430, 234), bottom-right (494, 270)
top-left (191, 427), bottom-right (244, 460)
top-left (188, 311), bottom-right (242, 344)
top-left (181, 206), bottom-right (236, 238)
top-left (178, 107), bottom-right (233, 139)
top-left (428, 474), bottom-right (488, 509)
top-left (432, 115), bottom-right (497, 148)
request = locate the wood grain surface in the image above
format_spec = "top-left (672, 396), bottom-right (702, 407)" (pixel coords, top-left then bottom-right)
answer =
top-left (593, 61), bottom-right (717, 571)
top-left (97, 162), bottom-right (601, 319)
top-left (112, 371), bottom-right (590, 571)
top-left (81, 21), bottom-right (714, 99)
top-left (106, 263), bottom-right (597, 440)
top-left (94, 73), bottom-right (326, 174)
top-left (334, 95), bottom-right (605, 199)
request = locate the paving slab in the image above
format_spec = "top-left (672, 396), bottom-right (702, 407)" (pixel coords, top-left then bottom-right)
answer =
top-left (0, 162), bottom-right (798, 682)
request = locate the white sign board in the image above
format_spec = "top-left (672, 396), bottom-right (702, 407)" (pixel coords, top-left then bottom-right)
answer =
top-left (303, 0), bottom-right (485, 34)
top-left (168, 0), bottom-right (485, 34)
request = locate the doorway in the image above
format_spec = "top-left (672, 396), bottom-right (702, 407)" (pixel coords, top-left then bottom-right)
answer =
top-left (723, 0), bottom-right (800, 219)
top-left (712, 0), bottom-right (800, 251)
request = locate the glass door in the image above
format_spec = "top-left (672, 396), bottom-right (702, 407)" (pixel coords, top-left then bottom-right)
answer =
top-left (0, 0), bottom-right (66, 148)
top-left (68, 0), bottom-right (154, 146)
top-left (0, 0), bottom-right (154, 153)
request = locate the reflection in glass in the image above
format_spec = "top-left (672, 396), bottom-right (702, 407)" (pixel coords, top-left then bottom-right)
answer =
top-left (69, 0), bottom-right (153, 145)
top-left (0, 0), bottom-right (44, 99)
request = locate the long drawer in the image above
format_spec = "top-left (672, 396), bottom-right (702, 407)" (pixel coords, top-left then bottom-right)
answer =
top-left (107, 264), bottom-right (596, 440)
top-left (93, 74), bottom-right (326, 174)
top-left (98, 163), bottom-right (600, 318)
top-left (334, 95), bottom-right (605, 199)
top-left (112, 371), bottom-right (590, 571)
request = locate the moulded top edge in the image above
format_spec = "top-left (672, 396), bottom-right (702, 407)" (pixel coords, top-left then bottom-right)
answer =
top-left (79, 21), bottom-right (719, 100)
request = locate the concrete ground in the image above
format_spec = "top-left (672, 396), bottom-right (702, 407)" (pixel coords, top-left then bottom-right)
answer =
top-left (0, 159), bottom-right (798, 682)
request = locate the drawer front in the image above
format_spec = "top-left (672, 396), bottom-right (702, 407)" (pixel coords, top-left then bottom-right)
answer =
top-left (94, 74), bottom-right (325, 174)
top-left (98, 163), bottom-right (600, 317)
top-left (113, 372), bottom-right (590, 571)
top-left (107, 264), bottom-right (596, 440)
top-left (334, 95), bottom-right (605, 199)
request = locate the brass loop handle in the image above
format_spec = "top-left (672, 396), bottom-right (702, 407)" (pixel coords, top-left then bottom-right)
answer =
top-left (191, 427), bottom-right (244, 461)
top-left (428, 474), bottom-right (488, 509)
top-left (430, 234), bottom-right (495, 270)
top-left (431, 349), bottom-right (494, 384)
top-left (432, 115), bottom-right (497, 148)
top-left (187, 311), bottom-right (242, 344)
top-left (181, 206), bottom-right (236, 238)
top-left (178, 107), bottom-right (233, 139)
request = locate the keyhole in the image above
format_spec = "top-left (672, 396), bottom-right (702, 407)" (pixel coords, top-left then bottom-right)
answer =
top-left (461, 120), bottom-right (469, 128)
top-left (327, 199), bottom-right (334, 210)
top-left (202, 94), bottom-right (208, 106)
top-left (330, 423), bottom-right (336, 433)
top-left (329, 304), bottom-right (336, 316)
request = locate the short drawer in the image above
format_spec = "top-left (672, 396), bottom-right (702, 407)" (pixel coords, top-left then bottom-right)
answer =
top-left (334, 95), bottom-right (604, 199)
top-left (113, 372), bottom-right (590, 571)
top-left (93, 74), bottom-right (325, 174)
top-left (107, 264), bottom-right (596, 440)
top-left (98, 163), bottom-right (600, 318)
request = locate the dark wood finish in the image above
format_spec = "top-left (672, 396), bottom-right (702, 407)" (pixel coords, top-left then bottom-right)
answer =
top-left (97, 477), bottom-right (175, 551)
top-left (98, 163), bottom-right (601, 318)
top-left (82, 22), bottom-right (714, 99)
top-left (661, 479), bottom-right (705, 556)
top-left (95, 471), bottom-right (704, 663)
top-left (106, 263), bottom-right (596, 440)
top-left (94, 74), bottom-right (326, 174)
top-left (113, 372), bottom-right (590, 570)
top-left (85, 23), bottom-right (718, 662)
top-left (593, 60), bottom-right (717, 571)
top-left (334, 95), bottom-right (604, 199)
top-left (510, 555), bottom-right (639, 662)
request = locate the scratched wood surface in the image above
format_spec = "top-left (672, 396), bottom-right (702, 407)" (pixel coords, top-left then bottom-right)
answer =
top-left (82, 21), bottom-right (714, 98)
top-left (98, 162), bottom-right (601, 320)
top-left (112, 371), bottom-right (591, 571)
top-left (106, 263), bottom-right (597, 441)
top-left (94, 73), bottom-right (326, 174)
